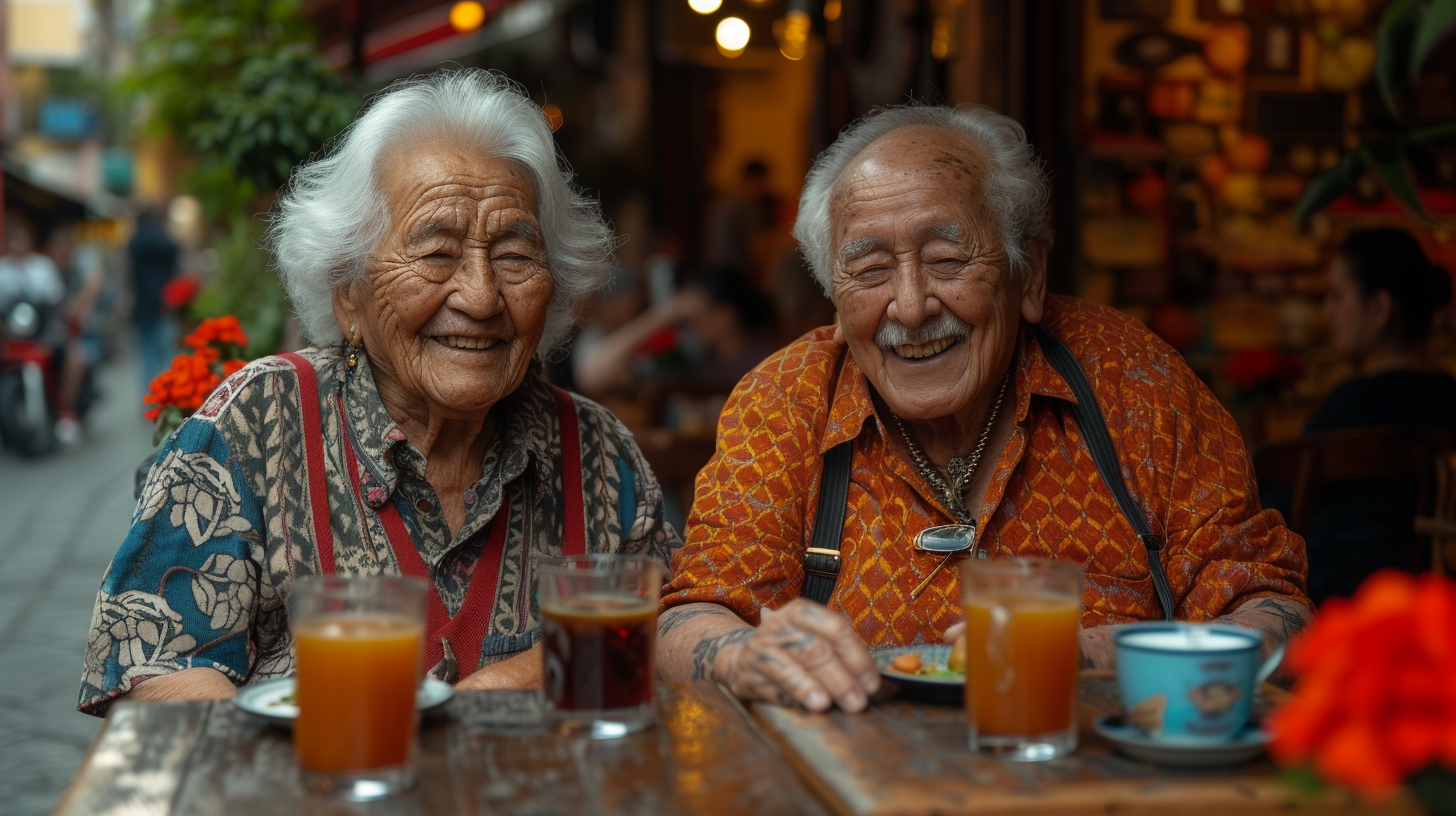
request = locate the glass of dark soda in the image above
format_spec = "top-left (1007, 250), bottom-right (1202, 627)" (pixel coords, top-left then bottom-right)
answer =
top-left (538, 555), bottom-right (663, 738)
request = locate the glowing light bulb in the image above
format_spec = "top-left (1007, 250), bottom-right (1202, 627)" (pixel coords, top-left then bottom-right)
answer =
top-left (687, 0), bottom-right (722, 14)
top-left (449, 1), bottom-right (487, 32)
top-left (542, 103), bottom-right (563, 131)
top-left (823, 0), bottom-right (842, 22)
top-left (716, 16), bottom-right (751, 55)
top-left (776, 9), bottom-right (810, 60)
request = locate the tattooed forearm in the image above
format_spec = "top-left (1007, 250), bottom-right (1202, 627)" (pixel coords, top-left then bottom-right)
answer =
top-left (659, 605), bottom-right (738, 638)
top-left (691, 628), bottom-right (754, 681)
top-left (1249, 597), bottom-right (1309, 641)
top-left (1219, 596), bottom-right (1313, 649)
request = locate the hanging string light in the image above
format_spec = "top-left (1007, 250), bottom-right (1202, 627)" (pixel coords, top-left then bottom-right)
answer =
top-left (687, 0), bottom-right (723, 14)
top-left (449, 1), bottom-right (487, 32)
top-left (775, 8), bottom-right (811, 60)
top-left (716, 16), bottom-right (751, 58)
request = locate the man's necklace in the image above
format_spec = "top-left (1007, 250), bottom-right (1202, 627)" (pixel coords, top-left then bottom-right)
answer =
top-left (893, 371), bottom-right (1011, 526)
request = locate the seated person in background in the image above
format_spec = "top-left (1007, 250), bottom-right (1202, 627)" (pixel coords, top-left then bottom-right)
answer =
top-left (1306, 229), bottom-right (1455, 432)
top-left (657, 104), bottom-right (1311, 712)
top-left (574, 265), bottom-right (780, 413)
top-left (1278, 228), bottom-right (1456, 603)
top-left (79, 69), bottom-right (677, 716)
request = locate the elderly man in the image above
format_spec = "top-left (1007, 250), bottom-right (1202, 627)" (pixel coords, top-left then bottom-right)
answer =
top-left (657, 105), bottom-right (1310, 713)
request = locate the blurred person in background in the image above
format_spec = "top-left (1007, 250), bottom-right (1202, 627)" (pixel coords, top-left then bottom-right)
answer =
top-left (1, 219), bottom-right (87, 443)
top-left (1307, 229), bottom-right (1456, 432)
top-left (1272, 228), bottom-right (1456, 604)
top-left (79, 69), bottom-right (677, 715)
top-left (1, 219), bottom-right (66, 308)
top-left (126, 205), bottom-right (180, 396)
top-left (703, 158), bottom-right (782, 280)
top-left (48, 228), bottom-right (108, 441)
top-left (573, 264), bottom-right (779, 417)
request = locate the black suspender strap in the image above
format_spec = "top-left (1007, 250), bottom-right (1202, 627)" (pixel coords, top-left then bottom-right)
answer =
top-left (803, 440), bottom-right (854, 606)
top-left (1034, 324), bottom-right (1177, 622)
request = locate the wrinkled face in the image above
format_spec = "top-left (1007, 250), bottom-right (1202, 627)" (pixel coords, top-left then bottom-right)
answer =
top-left (1322, 255), bottom-right (1385, 356)
top-left (828, 126), bottom-right (1045, 422)
top-left (336, 141), bottom-right (554, 420)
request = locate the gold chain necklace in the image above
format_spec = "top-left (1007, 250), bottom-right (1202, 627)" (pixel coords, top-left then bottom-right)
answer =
top-left (893, 371), bottom-right (1011, 526)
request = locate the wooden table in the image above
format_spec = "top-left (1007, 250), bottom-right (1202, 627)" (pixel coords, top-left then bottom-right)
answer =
top-left (752, 671), bottom-right (1422, 816)
top-left (53, 683), bottom-right (831, 816)
top-left (54, 676), bottom-right (1422, 816)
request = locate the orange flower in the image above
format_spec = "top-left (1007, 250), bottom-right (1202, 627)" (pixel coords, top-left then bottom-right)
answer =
top-left (142, 315), bottom-right (253, 429)
top-left (1268, 571), bottom-right (1456, 802)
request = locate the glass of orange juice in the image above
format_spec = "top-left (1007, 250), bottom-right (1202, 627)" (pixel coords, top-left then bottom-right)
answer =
top-left (291, 575), bottom-right (427, 800)
top-left (961, 558), bottom-right (1084, 761)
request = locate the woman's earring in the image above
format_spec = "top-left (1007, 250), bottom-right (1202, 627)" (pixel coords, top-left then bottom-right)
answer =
top-left (347, 324), bottom-right (360, 370)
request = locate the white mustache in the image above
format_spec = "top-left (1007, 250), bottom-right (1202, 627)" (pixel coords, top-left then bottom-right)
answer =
top-left (875, 313), bottom-right (972, 348)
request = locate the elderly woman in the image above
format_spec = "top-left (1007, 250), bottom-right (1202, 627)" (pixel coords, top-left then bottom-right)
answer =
top-left (79, 70), bottom-right (677, 715)
top-left (657, 105), bottom-right (1312, 712)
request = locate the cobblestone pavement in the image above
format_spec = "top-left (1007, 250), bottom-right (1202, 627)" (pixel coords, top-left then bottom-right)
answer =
top-left (0, 354), bottom-right (156, 816)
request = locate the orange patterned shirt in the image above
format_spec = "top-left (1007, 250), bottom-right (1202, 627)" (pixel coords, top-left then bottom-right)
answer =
top-left (662, 295), bottom-right (1311, 646)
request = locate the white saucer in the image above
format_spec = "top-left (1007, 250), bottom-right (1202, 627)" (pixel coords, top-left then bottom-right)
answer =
top-left (233, 676), bottom-right (454, 725)
top-left (1093, 714), bottom-right (1269, 768)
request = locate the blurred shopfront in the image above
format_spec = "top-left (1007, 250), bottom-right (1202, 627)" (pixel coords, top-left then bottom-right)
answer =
top-left (186, 1), bottom-right (1456, 442)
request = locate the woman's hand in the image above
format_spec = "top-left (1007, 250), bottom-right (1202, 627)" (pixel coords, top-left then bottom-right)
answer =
top-left (129, 666), bottom-right (237, 702)
top-left (712, 599), bottom-right (880, 713)
top-left (453, 644), bottom-right (545, 691)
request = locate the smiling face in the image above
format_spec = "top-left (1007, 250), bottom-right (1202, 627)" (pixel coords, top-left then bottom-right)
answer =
top-left (828, 125), bottom-right (1045, 424)
top-left (1322, 254), bottom-right (1389, 357)
top-left (334, 140), bottom-right (554, 422)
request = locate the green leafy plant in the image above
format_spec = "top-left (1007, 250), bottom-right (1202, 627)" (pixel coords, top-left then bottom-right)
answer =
top-left (119, 0), bottom-right (360, 351)
top-left (1296, 0), bottom-right (1456, 228)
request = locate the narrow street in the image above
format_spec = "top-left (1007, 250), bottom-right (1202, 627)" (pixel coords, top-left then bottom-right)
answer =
top-left (0, 353), bottom-right (156, 816)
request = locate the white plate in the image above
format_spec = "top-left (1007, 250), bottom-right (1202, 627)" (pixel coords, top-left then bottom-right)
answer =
top-left (233, 676), bottom-right (454, 725)
top-left (1094, 714), bottom-right (1269, 768)
top-left (872, 644), bottom-right (964, 703)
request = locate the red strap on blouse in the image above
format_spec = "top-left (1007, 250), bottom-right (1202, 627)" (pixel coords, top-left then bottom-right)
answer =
top-left (283, 352), bottom-right (587, 679)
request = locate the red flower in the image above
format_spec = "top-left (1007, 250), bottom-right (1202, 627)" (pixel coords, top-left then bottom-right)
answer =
top-left (160, 275), bottom-right (201, 310)
top-left (143, 316), bottom-right (251, 427)
top-left (1268, 571), bottom-right (1456, 801)
top-left (1224, 348), bottom-right (1306, 392)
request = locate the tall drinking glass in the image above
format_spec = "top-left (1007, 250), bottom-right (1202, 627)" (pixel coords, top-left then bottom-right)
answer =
top-left (961, 558), bottom-right (1085, 761)
top-left (291, 575), bottom-right (427, 800)
top-left (539, 555), bottom-right (663, 739)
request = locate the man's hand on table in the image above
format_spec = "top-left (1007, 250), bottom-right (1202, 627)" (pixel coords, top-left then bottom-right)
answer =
top-left (657, 600), bottom-right (880, 713)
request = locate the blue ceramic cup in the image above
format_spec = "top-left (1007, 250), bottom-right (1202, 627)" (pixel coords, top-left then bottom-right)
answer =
top-left (1113, 623), bottom-right (1283, 744)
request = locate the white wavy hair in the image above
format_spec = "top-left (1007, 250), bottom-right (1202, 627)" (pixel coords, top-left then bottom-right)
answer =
top-left (792, 105), bottom-right (1052, 295)
top-left (267, 68), bottom-right (614, 352)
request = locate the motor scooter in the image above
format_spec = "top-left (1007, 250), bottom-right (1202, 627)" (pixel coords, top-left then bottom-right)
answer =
top-left (0, 299), bottom-right (62, 455)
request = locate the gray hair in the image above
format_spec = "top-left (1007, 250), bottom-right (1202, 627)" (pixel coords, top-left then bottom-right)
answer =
top-left (267, 68), bottom-right (614, 352)
top-left (792, 105), bottom-right (1052, 294)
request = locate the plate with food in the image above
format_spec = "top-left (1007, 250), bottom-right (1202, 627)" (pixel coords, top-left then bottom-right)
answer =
top-left (233, 676), bottom-right (454, 725)
top-left (872, 644), bottom-right (964, 703)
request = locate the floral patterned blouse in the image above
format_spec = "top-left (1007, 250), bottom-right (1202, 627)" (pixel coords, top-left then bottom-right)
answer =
top-left (80, 346), bottom-right (678, 716)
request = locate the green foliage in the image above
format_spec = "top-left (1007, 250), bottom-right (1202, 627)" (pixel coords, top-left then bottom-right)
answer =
top-left (120, 0), bottom-right (360, 353)
top-left (121, 0), bottom-right (358, 219)
top-left (1297, 0), bottom-right (1456, 228)
top-left (188, 215), bottom-right (289, 357)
